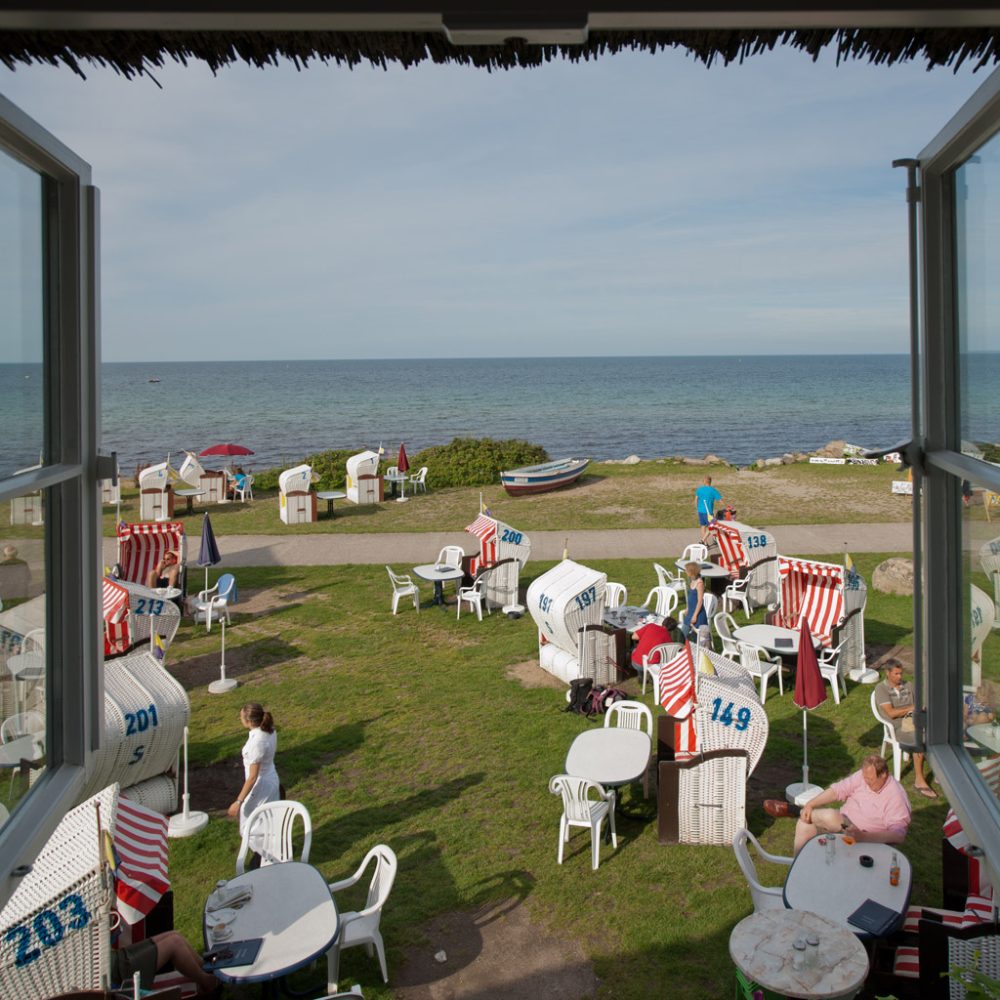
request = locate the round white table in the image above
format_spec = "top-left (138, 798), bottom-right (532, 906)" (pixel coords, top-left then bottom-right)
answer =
top-left (203, 861), bottom-right (339, 997)
top-left (729, 909), bottom-right (869, 999)
top-left (733, 623), bottom-right (812, 658)
top-left (412, 563), bottom-right (465, 607)
top-left (565, 728), bottom-right (651, 786)
top-left (174, 487), bottom-right (207, 515)
top-left (5, 650), bottom-right (45, 716)
top-left (315, 490), bottom-right (347, 519)
top-left (675, 559), bottom-right (729, 579)
top-left (783, 835), bottom-right (911, 936)
top-left (384, 472), bottom-right (409, 501)
top-left (602, 605), bottom-right (665, 634)
top-left (967, 722), bottom-right (1000, 753)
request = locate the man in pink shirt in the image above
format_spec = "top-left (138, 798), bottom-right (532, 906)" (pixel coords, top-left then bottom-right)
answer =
top-left (763, 754), bottom-right (912, 854)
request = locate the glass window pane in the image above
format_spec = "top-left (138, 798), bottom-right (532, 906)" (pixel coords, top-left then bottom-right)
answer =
top-left (0, 491), bottom-right (47, 829)
top-left (0, 148), bottom-right (45, 480)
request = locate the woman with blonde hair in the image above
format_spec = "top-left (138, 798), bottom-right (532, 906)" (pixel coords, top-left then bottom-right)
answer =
top-left (228, 702), bottom-right (281, 868)
top-left (680, 561), bottom-right (707, 639)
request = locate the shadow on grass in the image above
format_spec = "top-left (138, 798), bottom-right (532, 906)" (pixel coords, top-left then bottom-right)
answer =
top-left (280, 715), bottom-right (388, 786)
top-left (168, 634), bottom-right (302, 689)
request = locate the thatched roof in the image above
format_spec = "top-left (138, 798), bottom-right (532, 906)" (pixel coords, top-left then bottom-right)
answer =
top-left (2, 7), bottom-right (1000, 79)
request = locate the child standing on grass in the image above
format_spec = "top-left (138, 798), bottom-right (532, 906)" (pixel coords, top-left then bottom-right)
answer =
top-left (228, 702), bottom-right (281, 867)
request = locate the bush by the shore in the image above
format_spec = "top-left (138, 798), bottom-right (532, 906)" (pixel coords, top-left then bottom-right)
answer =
top-left (251, 438), bottom-right (549, 491)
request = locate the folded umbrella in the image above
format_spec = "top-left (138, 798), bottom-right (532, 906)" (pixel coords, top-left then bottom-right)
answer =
top-left (198, 512), bottom-right (221, 594)
top-left (786, 617), bottom-right (828, 805)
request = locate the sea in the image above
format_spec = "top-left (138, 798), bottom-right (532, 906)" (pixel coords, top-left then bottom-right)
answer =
top-left (2, 353), bottom-right (998, 478)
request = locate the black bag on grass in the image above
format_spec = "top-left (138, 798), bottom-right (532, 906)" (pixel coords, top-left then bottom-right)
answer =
top-left (565, 678), bottom-right (593, 714)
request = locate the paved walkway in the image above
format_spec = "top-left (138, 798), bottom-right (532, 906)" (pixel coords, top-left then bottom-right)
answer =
top-left (99, 522), bottom-right (913, 568)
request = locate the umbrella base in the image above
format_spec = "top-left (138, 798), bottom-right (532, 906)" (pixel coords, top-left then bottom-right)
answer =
top-left (396, 496), bottom-right (409, 502)
top-left (849, 667), bottom-right (879, 684)
top-left (208, 676), bottom-right (239, 694)
top-left (168, 810), bottom-right (209, 838)
top-left (785, 781), bottom-right (823, 807)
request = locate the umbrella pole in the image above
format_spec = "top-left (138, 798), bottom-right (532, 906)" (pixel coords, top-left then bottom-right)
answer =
top-left (784, 709), bottom-right (823, 807)
top-left (208, 616), bottom-right (238, 694)
top-left (167, 725), bottom-right (209, 837)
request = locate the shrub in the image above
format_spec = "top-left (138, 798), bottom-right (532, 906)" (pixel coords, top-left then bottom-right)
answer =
top-left (251, 439), bottom-right (548, 491)
top-left (410, 438), bottom-right (548, 488)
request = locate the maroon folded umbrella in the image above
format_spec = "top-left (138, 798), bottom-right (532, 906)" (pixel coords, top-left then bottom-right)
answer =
top-left (199, 443), bottom-right (254, 457)
top-left (397, 443), bottom-right (410, 474)
top-left (791, 617), bottom-right (828, 802)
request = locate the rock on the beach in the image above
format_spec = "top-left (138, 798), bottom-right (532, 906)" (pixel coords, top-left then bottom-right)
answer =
top-left (781, 453), bottom-right (796, 465)
top-left (704, 454), bottom-right (728, 466)
top-left (873, 557), bottom-right (915, 596)
top-left (816, 439), bottom-right (847, 458)
top-left (683, 457), bottom-right (707, 466)
top-left (622, 454), bottom-right (641, 465)
top-left (764, 457), bottom-right (783, 467)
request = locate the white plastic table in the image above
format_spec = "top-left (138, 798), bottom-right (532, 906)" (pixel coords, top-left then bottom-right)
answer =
top-left (384, 472), bottom-right (408, 501)
top-left (174, 487), bottom-right (207, 515)
top-left (602, 605), bottom-right (664, 634)
top-left (316, 490), bottom-right (347, 519)
top-left (733, 623), bottom-right (812, 658)
top-left (783, 835), bottom-right (912, 936)
top-left (0, 734), bottom-right (38, 766)
top-left (967, 722), bottom-right (1000, 753)
top-left (729, 909), bottom-right (869, 999)
top-left (413, 563), bottom-right (465, 607)
top-left (565, 728), bottom-right (651, 786)
top-left (674, 559), bottom-right (730, 580)
top-left (203, 861), bottom-right (339, 997)
top-left (5, 650), bottom-right (45, 716)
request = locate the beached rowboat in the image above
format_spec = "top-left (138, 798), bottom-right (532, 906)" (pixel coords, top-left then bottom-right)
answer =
top-left (501, 457), bottom-right (590, 496)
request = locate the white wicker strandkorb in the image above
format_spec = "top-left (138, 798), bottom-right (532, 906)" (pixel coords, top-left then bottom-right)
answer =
top-left (949, 933), bottom-right (1000, 999)
top-left (675, 751), bottom-right (748, 846)
top-left (114, 578), bottom-right (182, 653)
top-left (980, 536), bottom-right (1000, 628)
top-left (0, 785), bottom-right (117, 996)
top-left (80, 650), bottom-right (189, 810)
top-left (710, 520), bottom-right (779, 610)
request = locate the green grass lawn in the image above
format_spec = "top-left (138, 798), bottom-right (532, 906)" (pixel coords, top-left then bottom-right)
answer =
top-left (160, 551), bottom-right (944, 999)
top-left (2, 460), bottom-right (919, 540)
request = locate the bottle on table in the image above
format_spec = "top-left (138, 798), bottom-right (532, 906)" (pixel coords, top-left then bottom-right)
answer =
top-left (889, 852), bottom-right (900, 887)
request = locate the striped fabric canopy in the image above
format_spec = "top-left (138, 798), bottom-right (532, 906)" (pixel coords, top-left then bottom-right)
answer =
top-left (659, 642), bottom-right (697, 759)
top-left (114, 795), bottom-right (171, 924)
top-left (102, 577), bottom-right (130, 656)
top-left (116, 521), bottom-right (185, 587)
top-left (465, 514), bottom-right (497, 574)
top-left (774, 557), bottom-right (845, 647)
top-left (709, 521), bottom-right (746, 575)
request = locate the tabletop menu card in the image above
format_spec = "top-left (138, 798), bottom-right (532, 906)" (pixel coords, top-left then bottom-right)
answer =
top-left (847, 898), bottom-right (899, 936)
top-left (202, 937), bottom-right (263, 971)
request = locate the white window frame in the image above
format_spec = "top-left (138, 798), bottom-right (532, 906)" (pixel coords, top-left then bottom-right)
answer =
top-left (0, 93), bottom-right (102, 911)
top-left (918, 66), bottom-right (1000, 865)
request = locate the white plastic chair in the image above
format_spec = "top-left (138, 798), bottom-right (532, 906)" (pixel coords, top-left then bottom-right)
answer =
top-left (436, 545), bottom-right (464, 569)
top-left (191, 572), bottom-right (236, 631)
top-left (641, 586), bottom-right (679, 619)
top-left (235, 799), bottom-right (312, 874)
top-left (326, 844), bottom-right (398, 993)
top-left (818, 638), bottom-right (848, 705)
top-left (234, 473), bottom-right (254, 502)
top-left (1, 710), bottom-right (45, 799)
top-left (702, 592), bottom-right (718, 626)
top-left (653, 562), bottom-right (686, 595)
top-left (641, 642), bottom-right (681, 700)
top-left (386, 566), bottom-right (419, 615)
top-left (548, 775), bottom-right (616, 870)
top-left (732, 828), bottom-right (793, 912)
top-left (872, 689), bottom-right (910, 780)
top-left (605, 582), bottom-right (627, 609)
top-left (409, 467), bottom-right (428, 493)
top-left (457, 576), bottom-right (490, 621)
top-left (737, 642), bottom-right (783, 705)
top-left (713, 611), bottom-right (740, 658)
top-left (605, 699), bottom-right (653, 737)
top-left (722, 569), bottom-right (754, 619)
top-left (680, 543), bottom-right (708, 565)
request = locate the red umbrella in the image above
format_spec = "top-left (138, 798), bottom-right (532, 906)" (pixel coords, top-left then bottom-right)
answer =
top-left (397, 443), bottom-right (410, 474)
top-left (199, 443), bottom-right (254, 457)
top-left (787, 617), bottom-right (828, 804)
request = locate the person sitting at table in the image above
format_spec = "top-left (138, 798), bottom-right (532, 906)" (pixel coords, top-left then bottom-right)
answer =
top-left (145, 549), bottom-right (180, 590)
top-left (875, 657), bottom-right (937, 799)
top-left (631, 619), bottom-right (674, 682)
top-left (227, 466), bottom-right (247, 498)
top-left (679, 562), bottom-right (707, 640)
top-left (111, 927), bottom-right (221, 997)
top-left (763, 754), bottom-right (911, 854)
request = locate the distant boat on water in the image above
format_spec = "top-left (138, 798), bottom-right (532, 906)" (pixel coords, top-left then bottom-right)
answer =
top-left (147, 377), bottom-right (161, 383)
top-left (501, 457), bottom-right (590, 496)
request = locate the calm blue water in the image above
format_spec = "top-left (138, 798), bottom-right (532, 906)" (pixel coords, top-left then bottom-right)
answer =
top-left (2, 353), bottom-right (997, 477)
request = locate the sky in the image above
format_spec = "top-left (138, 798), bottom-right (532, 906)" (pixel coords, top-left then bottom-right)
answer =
top-left (0, 45), bottom-right (990, 361)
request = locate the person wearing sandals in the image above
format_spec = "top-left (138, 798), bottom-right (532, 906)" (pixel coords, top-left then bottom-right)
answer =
top-left (227, 702), bottom-right (281, 867)
top-left (111, 927), bottom-right (220, 997)
top-left (874, 658), bottom-right (937, 798)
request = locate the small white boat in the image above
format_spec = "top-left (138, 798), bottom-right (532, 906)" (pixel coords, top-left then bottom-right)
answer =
top-left (501, 458), bottom-right (589, 496)
top-left (148, 377), bottom-right (161, 383)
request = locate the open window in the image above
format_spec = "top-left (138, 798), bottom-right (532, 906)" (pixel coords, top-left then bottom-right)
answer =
top-left (917, 66), bottom-right (1000, 864)
top-left (0, 94), bottom-right (102, 910)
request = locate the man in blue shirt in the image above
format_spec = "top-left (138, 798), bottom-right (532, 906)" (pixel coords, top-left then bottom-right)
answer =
top-left (694, 475), bottom-right (723, 543)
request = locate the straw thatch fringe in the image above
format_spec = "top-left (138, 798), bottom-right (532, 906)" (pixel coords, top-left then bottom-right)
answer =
top-left (1, 26), bottom-right (999, 80)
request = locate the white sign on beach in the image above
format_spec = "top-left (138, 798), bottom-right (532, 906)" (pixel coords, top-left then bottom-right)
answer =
top-left (892, 480), bottom-right (913, 495)
top-left (809, 457), bottom-right (846, 465)
top-left (848, 458), bottom-right (879, 466)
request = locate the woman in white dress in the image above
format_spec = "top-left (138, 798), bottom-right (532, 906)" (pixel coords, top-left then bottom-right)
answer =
top-left (227, 702), bottom-right (281, 866)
